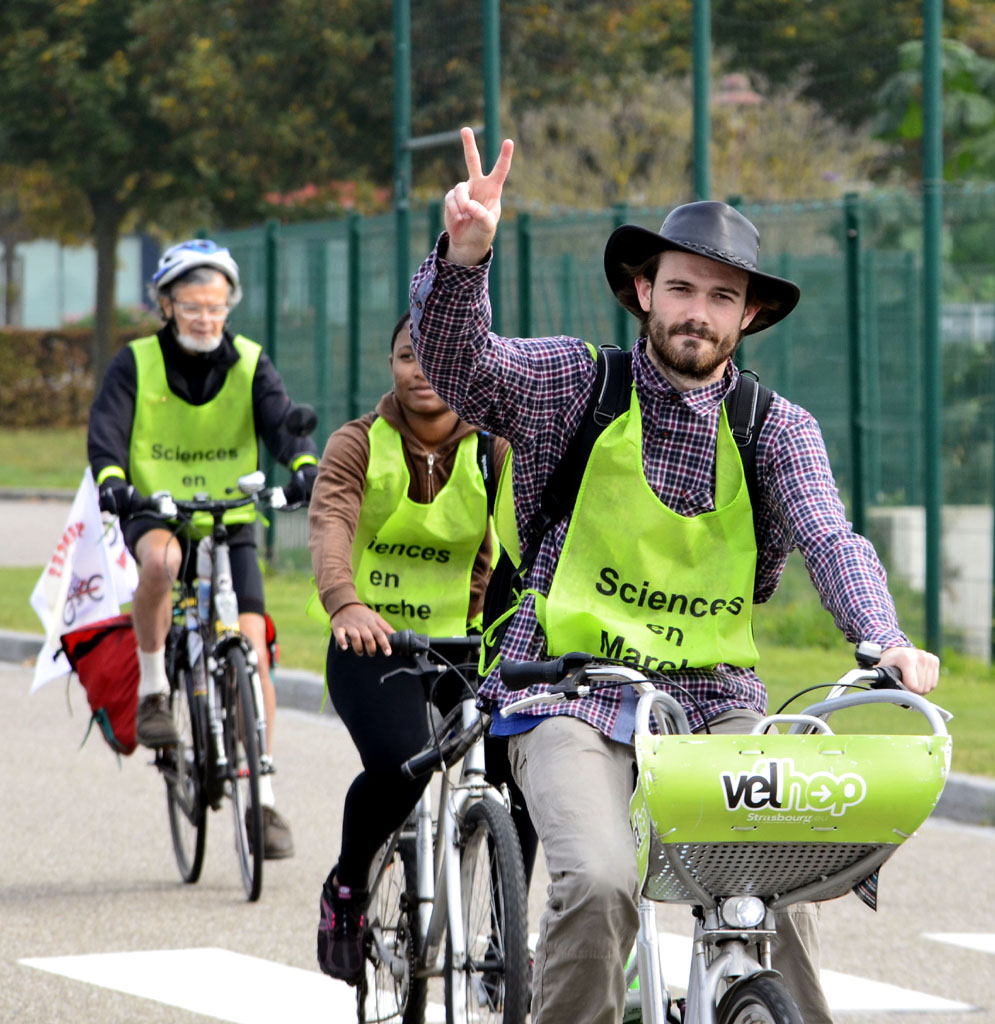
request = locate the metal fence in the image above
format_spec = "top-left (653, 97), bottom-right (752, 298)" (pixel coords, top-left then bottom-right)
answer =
top-left (216, 182), bottom-right (995, 658)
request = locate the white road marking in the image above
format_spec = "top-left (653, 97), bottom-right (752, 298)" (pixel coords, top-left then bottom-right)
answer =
top-left (19, 947), bottom-right (447, 1024)
top-left (20, 936), bottom-right (976, 1018)
top-left (819, 969), bottom-right (972, 1012)
top-left (926, 932), bottom-right (995, 955)
top-left (649, 934), bottom-right (972, 1013)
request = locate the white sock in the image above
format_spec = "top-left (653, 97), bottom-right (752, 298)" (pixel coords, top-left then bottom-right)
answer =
top-left (257, 774), bottom-right (275, 809)
top-left (138, 647), bottom-right (169, 698)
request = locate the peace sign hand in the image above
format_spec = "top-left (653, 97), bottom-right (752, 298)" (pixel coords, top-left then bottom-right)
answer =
top-left (444, 126), bottom-right (514, 267)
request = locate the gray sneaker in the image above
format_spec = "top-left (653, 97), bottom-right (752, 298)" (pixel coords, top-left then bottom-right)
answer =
top-left (246, 806), bottom-right (296, 859)
top-left (135, 693), bottom-right (179, 747)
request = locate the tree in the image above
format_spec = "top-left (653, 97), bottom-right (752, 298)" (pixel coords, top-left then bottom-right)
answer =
top-left (506, 69), bottom-right (888, 209)
top-left (874, 39), bottom-right (995, 180)
top-left (0, 0), bottom-right (393, 380)
top-left (0, 0), bottom-right (204, 378)
top-left (710, 0), bottom-right (983, 129)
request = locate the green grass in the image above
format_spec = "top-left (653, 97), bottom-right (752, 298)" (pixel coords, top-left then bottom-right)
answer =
top-left (0, 427), bottom-right (88, 490)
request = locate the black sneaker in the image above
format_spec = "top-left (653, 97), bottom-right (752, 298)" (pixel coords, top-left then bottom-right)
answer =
top-left (136, 693), bottom-right (179, 747)
top-left (317, 879), bottom-right (368, 985)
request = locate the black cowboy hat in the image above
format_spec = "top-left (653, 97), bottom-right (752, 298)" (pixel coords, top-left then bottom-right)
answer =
top-left (603, 200), bottom-right (800, 334)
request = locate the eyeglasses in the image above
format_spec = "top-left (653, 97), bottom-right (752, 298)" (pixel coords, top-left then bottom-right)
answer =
top-left (173, 302), bottom-right (230, 320)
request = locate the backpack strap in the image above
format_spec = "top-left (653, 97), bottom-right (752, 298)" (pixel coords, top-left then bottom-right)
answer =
top-left (526, 345), bottom-right (633, 554)
top-left (724, 369), bottom-right (773, 521)
top-left (475, 430), bottom-right (498, 516)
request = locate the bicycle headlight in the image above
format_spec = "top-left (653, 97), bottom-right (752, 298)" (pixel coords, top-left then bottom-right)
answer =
top-left (720, 896), bottom-right (766, 929)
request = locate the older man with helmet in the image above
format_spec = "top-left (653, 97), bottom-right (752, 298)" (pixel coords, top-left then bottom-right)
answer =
top-left (87, 239), bottom-right (318, 859)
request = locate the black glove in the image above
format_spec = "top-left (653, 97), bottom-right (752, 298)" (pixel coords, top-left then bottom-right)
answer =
top-left (284, 463), bottom-right (318, 505)
top-left (98, 478), bottom-right (135, 519)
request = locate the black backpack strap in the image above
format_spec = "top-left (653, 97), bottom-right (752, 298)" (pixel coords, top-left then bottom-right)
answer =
top-left (475, 430), bottom-right (497, 516)
top-left (724, 369), bottom-right (773, 522)
top-left (528, 346), bottom-right (633, 551)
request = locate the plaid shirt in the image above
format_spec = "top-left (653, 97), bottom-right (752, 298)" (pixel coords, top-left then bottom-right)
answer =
top-left (410, 238), bottom-right (909, 737)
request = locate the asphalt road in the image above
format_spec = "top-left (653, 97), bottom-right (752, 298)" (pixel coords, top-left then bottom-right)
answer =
top-left (4, 656), bottom-right (995, 1024)
top-left (2, 494), bottom-right (79, 568)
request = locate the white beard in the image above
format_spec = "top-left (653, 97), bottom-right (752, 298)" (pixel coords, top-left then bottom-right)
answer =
top-left (176, 330), bottom-right (224, 354)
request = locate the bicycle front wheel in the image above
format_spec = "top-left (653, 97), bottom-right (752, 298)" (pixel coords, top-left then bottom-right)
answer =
top-left (717, 976), bottom-right (804, 1024)
top-left (445, 798), bottom-right (529, 1024)
top-left (222, 644), bottom-right (264, 901)
top-left (166, 660), bottom-right (208, 883)
top-left (360, 836), bottom-right (427, 1024)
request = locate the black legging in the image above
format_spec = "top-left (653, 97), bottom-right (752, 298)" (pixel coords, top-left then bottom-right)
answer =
top-left (326, 642), bottom-right (538, 893)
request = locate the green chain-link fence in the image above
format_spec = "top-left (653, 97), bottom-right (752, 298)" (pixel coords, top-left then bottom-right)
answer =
top-left (216, 181), bottom-right (995, 658)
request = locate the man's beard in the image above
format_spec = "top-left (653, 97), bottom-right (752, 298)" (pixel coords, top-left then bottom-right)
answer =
top-left (646, 312), bottom-right (742, 381)
top-left (176, 330), bottom-right (224, 354)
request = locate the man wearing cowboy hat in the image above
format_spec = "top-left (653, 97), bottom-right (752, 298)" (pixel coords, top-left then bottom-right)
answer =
top-left (409, 128), bottom-right (939, 1024)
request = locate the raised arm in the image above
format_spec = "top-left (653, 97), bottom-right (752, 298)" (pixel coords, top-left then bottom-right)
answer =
top-left (444, 127), bottom-right (514, 267)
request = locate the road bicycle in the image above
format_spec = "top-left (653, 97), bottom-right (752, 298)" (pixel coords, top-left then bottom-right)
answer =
top-left (140, 470), bottom-right (304, 901)
top-left (499, 643), bottom-right (952, 1024)
top-left (358, 630), bottom-right (530, 1024)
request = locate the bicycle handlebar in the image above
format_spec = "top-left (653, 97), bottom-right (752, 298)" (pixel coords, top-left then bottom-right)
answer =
top-left (385, 632), bottom-right (486, 780)
top-left (129, 476), bottom-right (297, 521)
top-left (387, 630), bottom-right (482, 660)
top-left (498, 648), bottom-right (952, 734)
top-left (500, 651), bottom-right (595, 690)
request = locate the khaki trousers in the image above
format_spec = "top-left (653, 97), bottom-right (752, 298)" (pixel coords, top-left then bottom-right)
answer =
top-left (509, 713), bottom-right (833, 1024)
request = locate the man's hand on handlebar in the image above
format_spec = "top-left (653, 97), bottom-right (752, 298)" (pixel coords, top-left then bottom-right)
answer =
top-left (98, 478), bottom-right (136, 519)
top-left (879, 645), bottom-right (939, 695)
top-left (330, 602), bottom-right (394, 657)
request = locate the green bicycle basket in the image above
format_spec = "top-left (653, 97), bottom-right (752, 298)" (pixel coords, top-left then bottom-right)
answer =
top-left (630, 732), bottom-right (951, 908)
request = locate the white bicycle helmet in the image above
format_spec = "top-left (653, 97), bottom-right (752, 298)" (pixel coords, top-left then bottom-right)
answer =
top-left (151, 239), bottom-right (242, 304)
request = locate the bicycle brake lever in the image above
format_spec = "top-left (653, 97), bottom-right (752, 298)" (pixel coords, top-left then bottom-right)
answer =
top-left (380, 652), bottom-right (441, 684)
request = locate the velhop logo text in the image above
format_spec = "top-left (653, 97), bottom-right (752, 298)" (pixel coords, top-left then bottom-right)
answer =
top-left (721, 759), bottom-right (867, 820)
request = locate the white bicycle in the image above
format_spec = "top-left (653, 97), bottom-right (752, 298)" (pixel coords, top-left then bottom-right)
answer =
top-left (499, 643), bottom-right (952, 1024)
top-left (359, 630), bottom-right (530, 1024)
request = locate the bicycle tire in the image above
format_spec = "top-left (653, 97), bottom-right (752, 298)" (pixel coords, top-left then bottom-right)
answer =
top-left (716, 976), bottom-right (804, 1024)
top-left (166, 660), bottom-right (208, 882)
top-left (445, 798), bottom-right (529, 1024)
top-left (222, 644), bottom-right (264, 901)
top-left (359, 836), bottom-right (427, 1024)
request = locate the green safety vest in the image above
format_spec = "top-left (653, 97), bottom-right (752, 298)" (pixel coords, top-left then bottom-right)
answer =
top-left (129, 335), bottom-right (261, 537)
top-left (534, 387), bottom-right (759, 671)
top-left (350, 417), bottom-right (489, 635)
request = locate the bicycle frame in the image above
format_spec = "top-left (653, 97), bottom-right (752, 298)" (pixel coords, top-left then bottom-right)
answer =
top-left (416, 698), bottom-right (506, 974)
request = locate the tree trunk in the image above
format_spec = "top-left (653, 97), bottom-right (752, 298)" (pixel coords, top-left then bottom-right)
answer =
top-left (91, 194), bottom-right (123, 386)
top-left (1, 234), bottom-right (23, 326)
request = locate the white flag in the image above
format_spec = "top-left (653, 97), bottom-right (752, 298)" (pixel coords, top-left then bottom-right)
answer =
top-left (29, 468), bottom-right (138, 693)
top-left (102, 509), bottom-right (140, 605)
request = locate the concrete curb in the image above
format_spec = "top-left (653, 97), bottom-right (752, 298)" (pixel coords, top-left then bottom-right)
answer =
top-left (0, 488), bottom-right (76, 501)
top-left (4, 628), bottom-right (992, 827)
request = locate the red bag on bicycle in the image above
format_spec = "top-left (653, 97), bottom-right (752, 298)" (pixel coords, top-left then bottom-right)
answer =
top-left (60, 614), bottom-right (140, 756)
